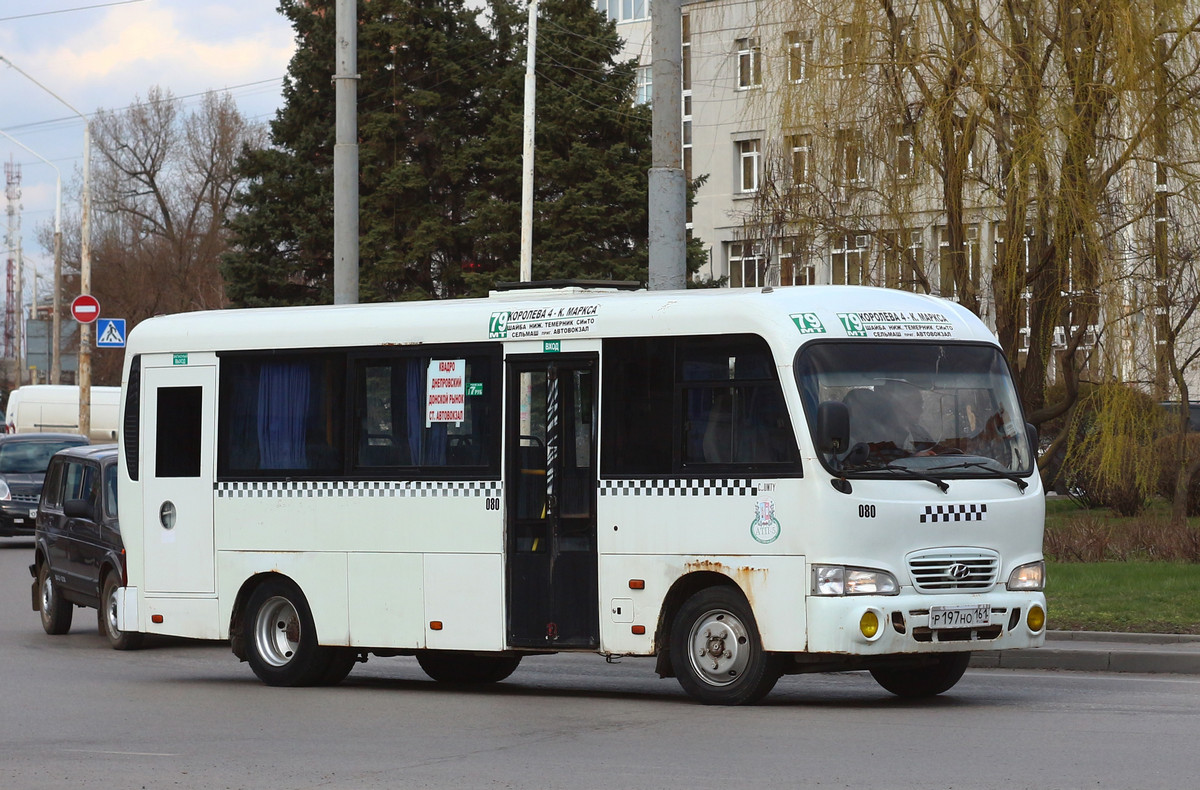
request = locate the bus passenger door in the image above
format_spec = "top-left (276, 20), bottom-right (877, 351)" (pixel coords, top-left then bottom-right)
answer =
top-left (141, 365), bottom-right (216, 594)
top-left (505, 355), bottom-right (599, 648)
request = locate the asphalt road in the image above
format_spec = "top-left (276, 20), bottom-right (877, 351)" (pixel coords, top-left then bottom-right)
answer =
top-left (4, 538), bottom-right (1200, 789)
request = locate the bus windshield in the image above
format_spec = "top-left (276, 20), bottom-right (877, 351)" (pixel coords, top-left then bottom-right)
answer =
top-left (795, 341), bottom-right (1033, 478)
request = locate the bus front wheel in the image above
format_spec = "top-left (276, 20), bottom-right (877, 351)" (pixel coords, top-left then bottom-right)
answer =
top-left (869, 653), bottom-right (971, 697)
top-left (244, 578), bottom-right (330, 687)
top-left (669, 586), bottom-right (781, 705)
top-left (416, 651), bottom-right (522, 683)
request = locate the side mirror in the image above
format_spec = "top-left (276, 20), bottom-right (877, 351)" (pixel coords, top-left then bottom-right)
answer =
top-left (816, 401), bottom-right (850, 454)
top-left (64, 499), bottom-right (93, 520)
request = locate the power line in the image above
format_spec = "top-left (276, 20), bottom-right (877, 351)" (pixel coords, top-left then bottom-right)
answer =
top-left (0, 0), bottom-right (149, 24)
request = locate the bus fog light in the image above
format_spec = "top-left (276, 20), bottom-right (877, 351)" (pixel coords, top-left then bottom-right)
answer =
top-left (1027, 604), bottom-right (1046, 632)
top-left (859, 609), bottom-right (882, 640)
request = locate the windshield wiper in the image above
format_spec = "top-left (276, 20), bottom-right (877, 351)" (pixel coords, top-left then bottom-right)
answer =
top-left (927, 460), bottom-right (1029, 493)
top-left (854, 463), bottom-right (949, 493)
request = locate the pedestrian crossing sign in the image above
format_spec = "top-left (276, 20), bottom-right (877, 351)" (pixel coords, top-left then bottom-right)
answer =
top-left (96, 318), bottom-right (127, 348)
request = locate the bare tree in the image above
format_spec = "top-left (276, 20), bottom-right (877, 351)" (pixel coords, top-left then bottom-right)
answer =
top-left (44, 88), bottom-right (264, 384)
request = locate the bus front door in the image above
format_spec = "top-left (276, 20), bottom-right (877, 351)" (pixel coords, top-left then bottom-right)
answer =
top-left (140, 364), bottom-right (216, 595)
top-left (505, 355), bottom-right (599, 649)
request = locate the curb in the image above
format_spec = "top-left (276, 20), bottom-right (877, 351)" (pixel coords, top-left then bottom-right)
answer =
top-left (970, 631), bottom-right (1200, 675)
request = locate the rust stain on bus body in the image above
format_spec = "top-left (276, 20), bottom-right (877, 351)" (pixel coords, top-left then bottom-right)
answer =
top-left (683, 560), bottom-right (768, 604)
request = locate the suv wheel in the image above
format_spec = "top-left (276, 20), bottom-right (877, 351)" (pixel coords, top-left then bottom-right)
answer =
top-left (38, 562), bottom-right (73, 635)
top-left (99, 573), bottom-right (143, 650)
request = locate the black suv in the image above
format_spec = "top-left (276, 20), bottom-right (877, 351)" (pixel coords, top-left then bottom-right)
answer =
top-left (30, 444), bottom-right (142, 649)
top-left (0, 432), bottom-right (89, 536)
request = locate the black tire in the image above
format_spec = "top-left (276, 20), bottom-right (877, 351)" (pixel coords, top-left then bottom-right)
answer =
top-left (870, 653), bottom-right (971, 698)
top-left (316, 648), bottom-right (360, 686)
top-left (98, 573), bottom-right (143, 650)
top-left (38, 562), bottom-right (73, 635)
top-left (416, 651), bottom-right (522, 684)
top-left (243, 578), bottom-right (331, 687)
top-left (669, 586), bottom-right (782, 705)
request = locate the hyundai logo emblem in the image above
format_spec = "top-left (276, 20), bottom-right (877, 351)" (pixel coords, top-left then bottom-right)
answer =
top-left (947, 563), bottom-right (971, 580)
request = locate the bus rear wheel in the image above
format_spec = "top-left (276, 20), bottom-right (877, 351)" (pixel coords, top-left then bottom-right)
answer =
top-left (670, 586), bottom-right (781, 705)
top-left (244, 578), bottom-right (330, 687)
top-left (416, 651), bottom-right (522, 684)
top-left (870, 653), bottom-right (971, 698)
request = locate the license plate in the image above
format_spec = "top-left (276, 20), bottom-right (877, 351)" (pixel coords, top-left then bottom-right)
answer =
top-left (929, 604), bottom-right (991, 629)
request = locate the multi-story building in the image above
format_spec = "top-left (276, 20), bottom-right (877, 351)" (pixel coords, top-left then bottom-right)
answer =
top-left (601, 0), bottom-right (1200, 396)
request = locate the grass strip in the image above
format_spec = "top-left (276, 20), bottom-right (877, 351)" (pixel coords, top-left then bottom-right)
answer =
top-left (1047, 561), bottom-right (1200, 634)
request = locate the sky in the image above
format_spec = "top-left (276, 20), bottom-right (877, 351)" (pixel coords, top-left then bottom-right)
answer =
top-left (0, 0), bottom-right (297, 309)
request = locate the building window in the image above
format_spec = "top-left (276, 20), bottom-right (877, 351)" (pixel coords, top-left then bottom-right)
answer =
top-left (779, 237), bottom-right (816, 285)
top-left (595, 0), bottom-right (648, 23)
top-left (995, 225), bottom-right (1033, 349)
top-left (883, 229), bottom-right (923, 291)
top-left (892, 123), bottom-right (915, 180)
top-left (938, 225), bottom-right (981, 300)
top-left (831, 234), bottom-right (868, 285)
top-left (729, 241), bottom-right (765, 288)
top-left (737, 37), bottom-right (762, 89)
top-left (737, 139), bottom-right (761, 193)
top-left (635, 66), bottom-right (652, 105)
top-left (682, 13), bottom-right (691, 91)
top-left (787, 133), bottom-right (811, 189)
top-left (839, 23), bottom-right (865, 79)
top-left (834, 128), bottom-right (865, 190)
top-left (786, 30), bottom-right (813, 82)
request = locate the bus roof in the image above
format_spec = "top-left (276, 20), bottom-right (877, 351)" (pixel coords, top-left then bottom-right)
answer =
top-left (124, 286), bottom-right (998, 358)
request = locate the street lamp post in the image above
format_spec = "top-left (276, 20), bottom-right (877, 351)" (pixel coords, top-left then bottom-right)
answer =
top-left (0, 54), bottom-right (92, 435)
top-left (0, 129), bottom-right (63, 385)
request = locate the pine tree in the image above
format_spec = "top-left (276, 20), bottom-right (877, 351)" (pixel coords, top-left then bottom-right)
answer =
top-left (224, 0), bottom-right (671, 304)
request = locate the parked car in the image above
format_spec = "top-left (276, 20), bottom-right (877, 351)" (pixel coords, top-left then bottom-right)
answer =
top-left (29, 444), bottom-right (141, 649)
top-left (0, 433), bottom-right (89, 537)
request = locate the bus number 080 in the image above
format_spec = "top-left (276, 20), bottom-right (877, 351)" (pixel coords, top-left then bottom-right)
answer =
top-left (485, 497), bottom-right (501, 511)
top-left (858, 504), bottom-right (876, 518)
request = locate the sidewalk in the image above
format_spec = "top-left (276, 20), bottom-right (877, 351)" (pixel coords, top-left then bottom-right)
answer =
top-left (971, 631), bottom-right (1200, 675)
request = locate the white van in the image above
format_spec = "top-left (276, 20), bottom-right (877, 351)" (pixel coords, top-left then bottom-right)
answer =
top-left (5, 385), bottom-right (120, 441)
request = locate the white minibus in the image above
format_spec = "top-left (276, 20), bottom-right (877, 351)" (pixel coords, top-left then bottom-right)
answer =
top-left (111, 284), bottom-right (1046, 704)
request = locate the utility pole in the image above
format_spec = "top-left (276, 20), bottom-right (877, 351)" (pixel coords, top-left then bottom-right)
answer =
top-left (519, 0), bottom-right (539, 283)
top-left (4, 159), bottom-right (20, 387)
top-left (333, 0), bottom-right (359, 305)
top-left (0, 130), bottom-right (64, 385)
top-left (647, 0), bottom-right (687, 290)
top-left (0, 55), bottom-right (92, 436)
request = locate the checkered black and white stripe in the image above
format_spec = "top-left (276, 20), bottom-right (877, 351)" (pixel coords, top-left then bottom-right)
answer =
top-left (920, 503), bottom-right (988, 523)
top-left (599, 479), bottom-right (758, 497)
top-left (216, 480), bottom-right (502, 499)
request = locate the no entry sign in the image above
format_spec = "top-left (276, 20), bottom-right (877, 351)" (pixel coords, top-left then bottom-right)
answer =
top-left (71, 294), bottom-right (100, 324)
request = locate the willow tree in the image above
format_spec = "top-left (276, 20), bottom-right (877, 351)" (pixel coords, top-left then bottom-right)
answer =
top-left (750, 0), bottom-right (1200, 429)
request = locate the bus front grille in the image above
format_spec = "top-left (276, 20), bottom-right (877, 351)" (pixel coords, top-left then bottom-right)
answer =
top-left (907, 549), bottom-right (999, 592)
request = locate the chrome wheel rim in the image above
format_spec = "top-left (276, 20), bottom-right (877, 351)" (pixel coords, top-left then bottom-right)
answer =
top-left (254, 595), bottom-right (301, 668)
top-left (40, 573), bottom-right (55, 615)
top-left (686, 608), bottom-right (751, 687)
top-left (104, 584), bottom-right (120, 637)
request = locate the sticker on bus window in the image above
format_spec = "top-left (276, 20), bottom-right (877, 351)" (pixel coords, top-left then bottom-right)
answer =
top-left (750, 500), bottom-right (781, 544)
top-left (426, 359), bottom-right (466, 426)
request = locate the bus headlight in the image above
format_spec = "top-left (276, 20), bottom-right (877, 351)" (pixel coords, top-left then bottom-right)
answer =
top-left (0, 479), bottom-right (10, 501)
top-left (1006, 561), bottom-right (1045, 591)
top-left (812, 565), bottom-right (899, 596)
